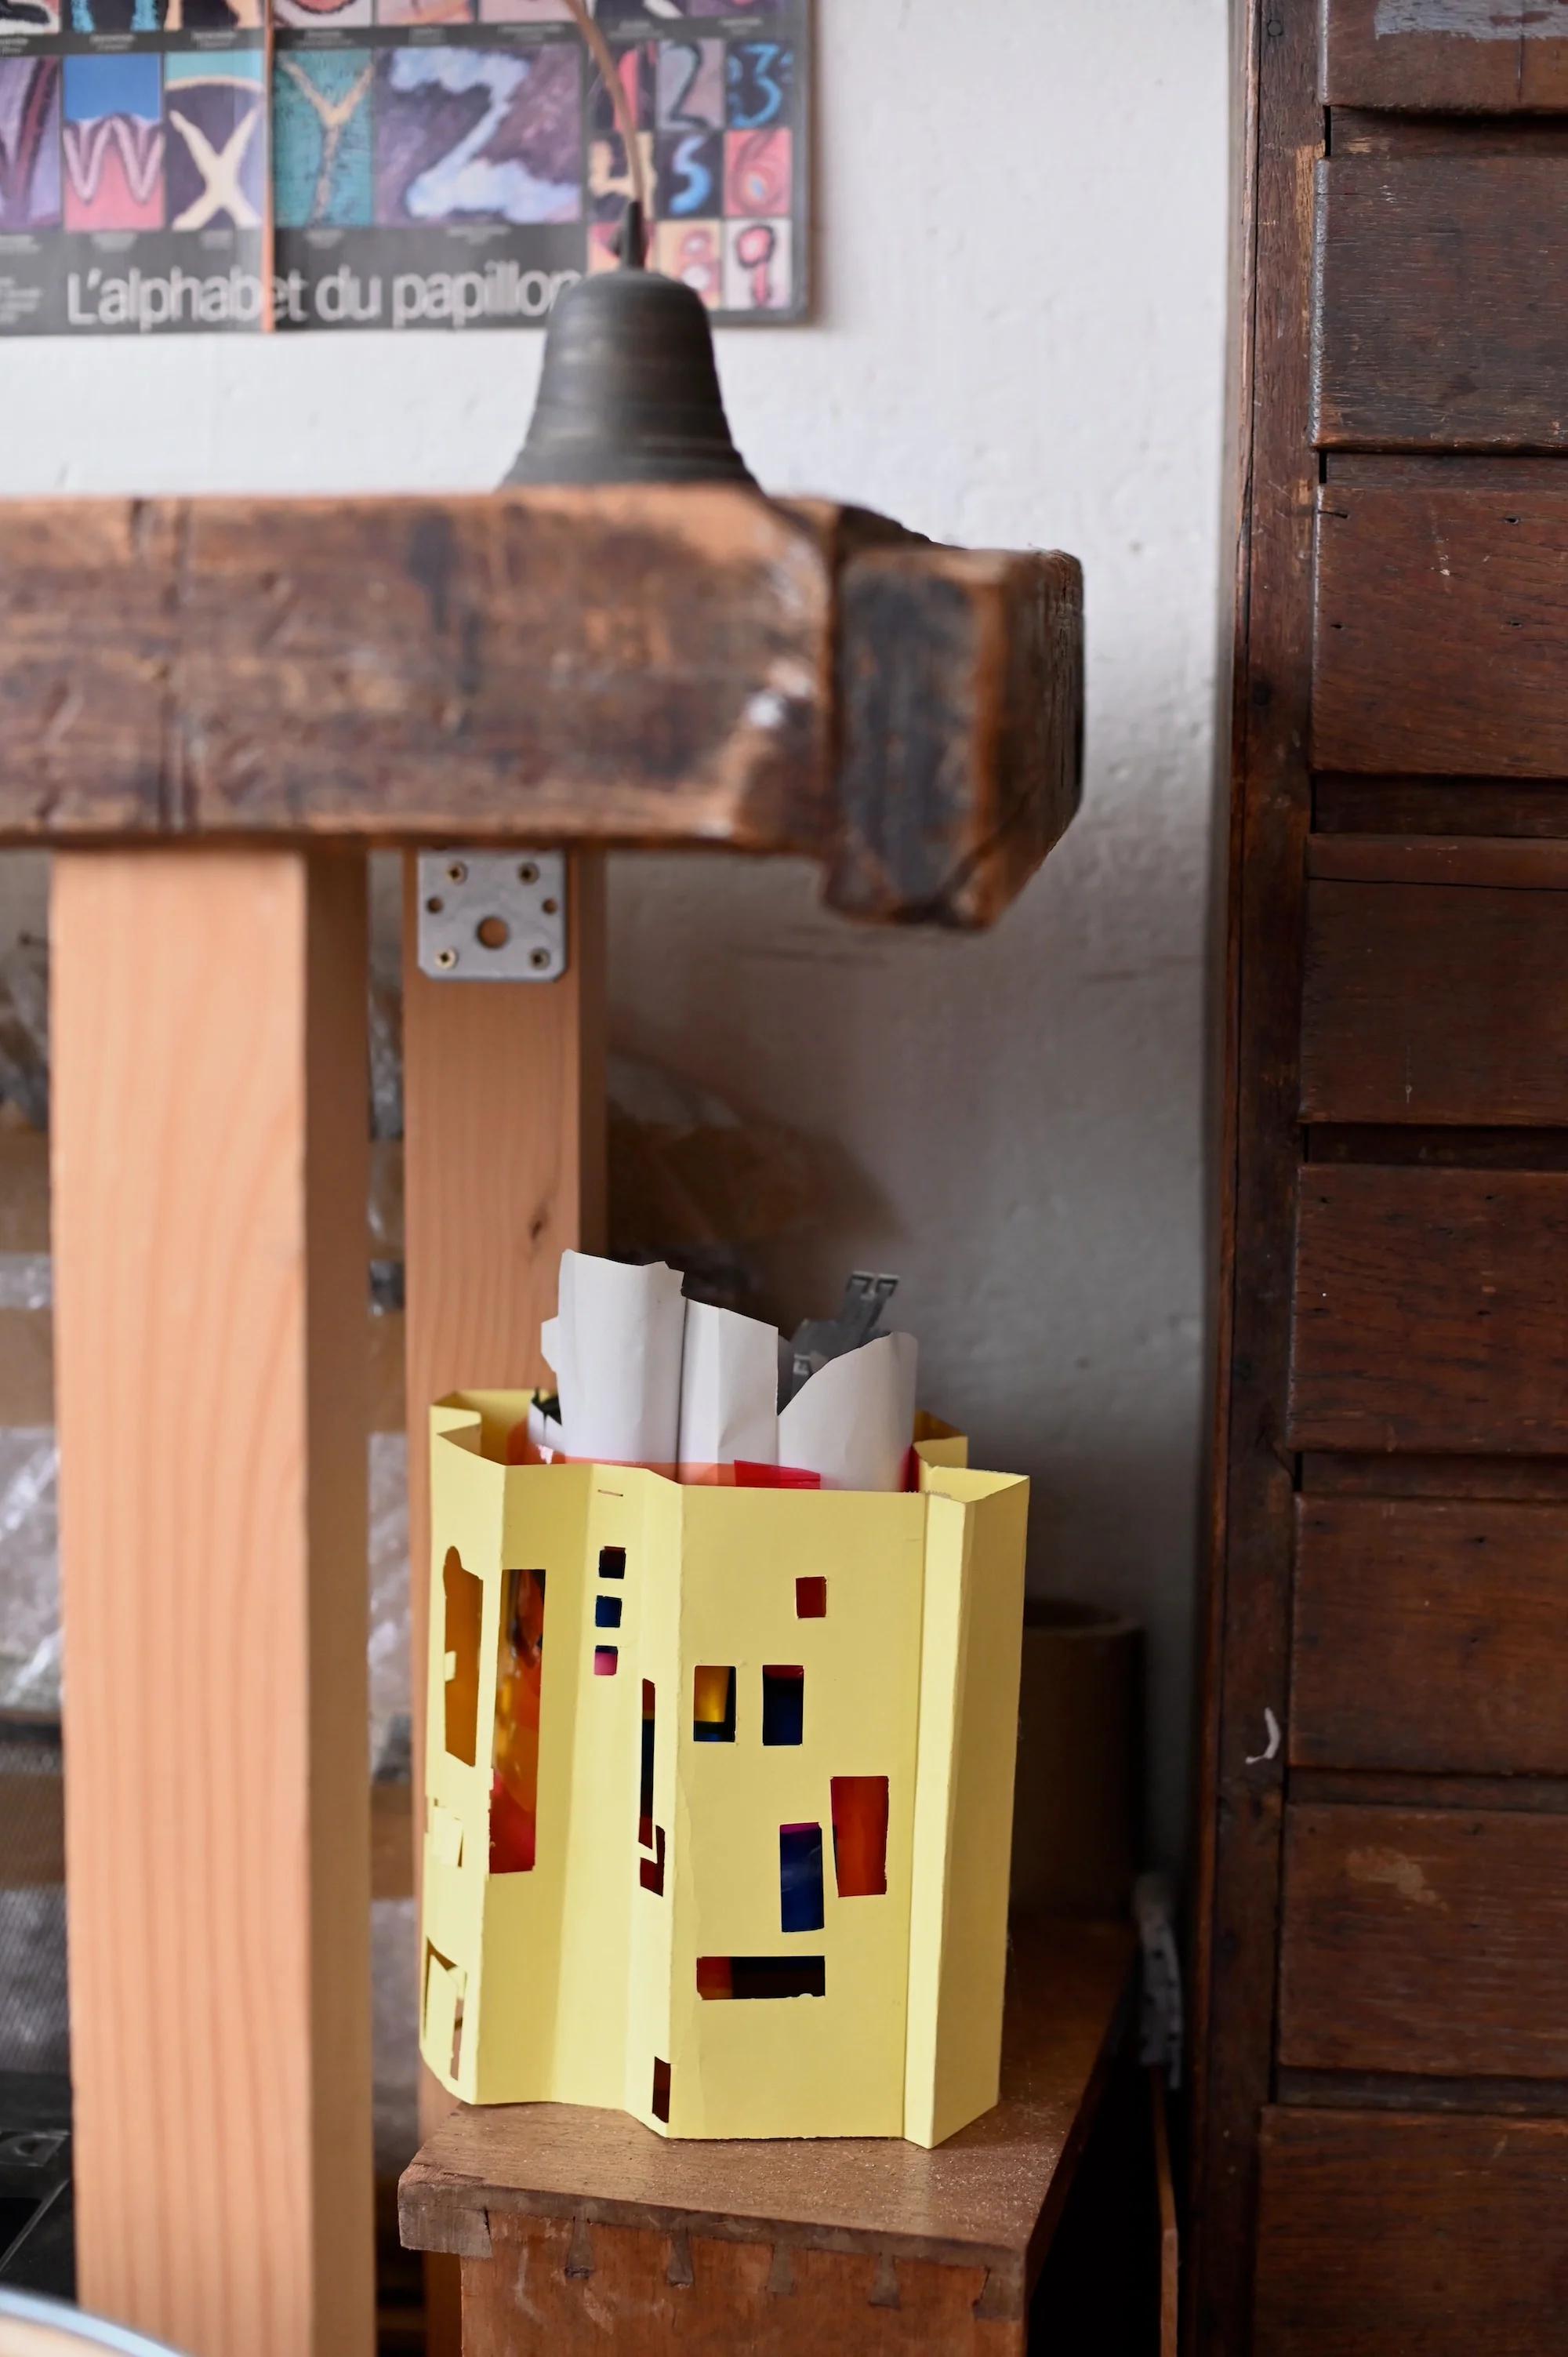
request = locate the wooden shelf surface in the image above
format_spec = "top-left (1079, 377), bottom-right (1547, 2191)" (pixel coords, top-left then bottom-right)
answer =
top-left (0, 488), bottom-right (1083, 929)
top-left (399, 1918), bottom-right (1134, 2317)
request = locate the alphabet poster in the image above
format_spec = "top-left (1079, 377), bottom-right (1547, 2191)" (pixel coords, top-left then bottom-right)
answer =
top-left (0, 0), bottom-right (808, 332)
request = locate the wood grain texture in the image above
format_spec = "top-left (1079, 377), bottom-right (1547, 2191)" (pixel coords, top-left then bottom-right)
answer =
top-left (0, 1772), bottom-right (63, 1888)
top-left (1315, 484), bottom-right (1568, 775)
top-left (1254, 2107), bottom-right (1568, 2354)
top-left (829, 547), bottom-right (1083, 928)
top-left (1305, 832), bottom-right (1568, 882)
top-left (461, 2216), bottom-right (1014, 2357)
top-left (1301, 877), bottom-right (1568, 1124)
top-left (1330, 104), bottom-right (1568, 152)
top-left (0, 1770), bottom-right (411, 1897)
top-left (1303, 1449), bottom-right (1568, 1498)
top-left (1293, 1494), bottom-right (1568, 1774)
top-left (1280, 1803), bottom-right (1568, 2077)
top-left (1292, 1769), bottom-right (1568, 1814)
top-left (1206, 6), bottom-right (1568, 2348)
top-left (401, 851), bottom-right (606, 2352)
top-left (1151, 2073), bottom-right (1178, 2357)
top-left (0, 492), bottom-right (1083, 931)
top-left (1290, 1165), bottom-right (1568, 1453)
top-left (1305, 1122), bottom-right (1568, 1168)
top-left (1316, 775), bottom-right (1568, 833)
top-left (401, 1919), bottom-right (1134, 2328)
top-left (53, 849), bottom-right (374, 2357)
top-left (1189, 5), bottom-right (1320, 2348)
top-left (1321, 0), bottom-right (1568, 111)
top-left (401, 845), bottom-right (606, 1856)
top-left (1315, 156), bottom-right (1568, 450)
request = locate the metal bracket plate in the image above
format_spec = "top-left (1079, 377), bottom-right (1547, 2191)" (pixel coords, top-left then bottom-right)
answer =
top-left (416, 850), bottom-right (568, 982)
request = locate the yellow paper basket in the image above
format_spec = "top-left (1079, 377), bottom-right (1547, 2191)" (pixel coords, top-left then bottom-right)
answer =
top-left (419, 1391), bottom-right (1027, 2148)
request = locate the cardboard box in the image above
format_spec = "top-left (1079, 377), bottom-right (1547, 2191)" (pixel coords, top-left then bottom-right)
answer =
top-left (418, 1393), bottom-right (1028, 2148)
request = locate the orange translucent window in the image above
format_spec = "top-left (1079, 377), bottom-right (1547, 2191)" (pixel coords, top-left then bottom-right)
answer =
top-left (830, 1775), bottom-right (889, 1898)
top-left (693, 1665), bottom-right (736, 1743)
top-left (490, 1568), bottom-right (546, 1873)
top-left (442, 1548), bottom-right (483, 1766)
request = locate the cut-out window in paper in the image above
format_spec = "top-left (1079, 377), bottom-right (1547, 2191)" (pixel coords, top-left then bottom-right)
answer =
top-left (489, 1567), bottom-right (546, 1875)
top-left (696, 1956), bottom-right (826, 2001)
top-left (424, 1942), bottom-right (466, 2080)
top-left (796, 1575), bottom-right (827, 1619)
top-left (599, 1545), bottom-right (626, 1579)
top-left (594, 1646), bottom-right (619, 1677)
top-left (442, 1548), bottom-right (483, 1766)
top-left (595, 1594), bottom-right (622, 1629)
top-left (693, 1665), bottom-right (737, 1744)
top-left (429, 1799), bottom-right (463, 1870)
top-left (761, 1665), bottom-right (804, 1746)
top-left (652, 2057), bottom-right (671, 2123)
top-left (641, 1680), bottom-right (656, 1847)
top-left (830, 1775), bottom-right (890, 1898)
top-left (640, 1826), bottom-right (666, 1896)
top-left (779, 1822), bottom-right (825, 1934)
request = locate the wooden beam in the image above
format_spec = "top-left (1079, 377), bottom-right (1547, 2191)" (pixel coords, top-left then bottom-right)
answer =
top-left (0, 492), bottom-right (1082, 930)
top-left (401, 850), bottom-right (607, 2343)
top-left (53, 848), bottom-right (374, 2357)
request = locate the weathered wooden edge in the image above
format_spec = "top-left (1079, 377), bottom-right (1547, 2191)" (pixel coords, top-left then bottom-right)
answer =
top-left (1189, 2), bottom-right (1319, 2350)
top-left (0, 488), bottom-right (1083, 931)
top-left (1306, 834), bottom-right (1568, 888)
top-left (827, 545), bottom-right (1084, 930)
top-left (396, 2170), bottom-right (1023, 2294)
top-left (396, 1923), bottom-right (1133, 2315)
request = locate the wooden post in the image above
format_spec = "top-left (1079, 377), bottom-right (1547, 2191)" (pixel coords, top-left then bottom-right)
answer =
top-left (401, 851), bottom-right (607, 2344)
top-left (53, 849), bottom-right (374, 2357)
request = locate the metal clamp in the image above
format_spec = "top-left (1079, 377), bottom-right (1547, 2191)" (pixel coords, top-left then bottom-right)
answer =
top-left (416, 850), bottom-right (568, 982)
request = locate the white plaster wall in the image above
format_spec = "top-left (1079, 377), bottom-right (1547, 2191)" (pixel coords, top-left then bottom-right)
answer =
top-left (0, 0), bottom-right (1229, 1867)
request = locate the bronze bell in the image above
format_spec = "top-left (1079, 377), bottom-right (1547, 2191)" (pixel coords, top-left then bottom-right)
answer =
top-left (506, 204), bottom-right (755, 489)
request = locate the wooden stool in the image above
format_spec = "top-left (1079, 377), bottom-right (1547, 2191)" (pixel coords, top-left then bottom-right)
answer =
top-left (400, 1920), bottom-right (1136, 2355)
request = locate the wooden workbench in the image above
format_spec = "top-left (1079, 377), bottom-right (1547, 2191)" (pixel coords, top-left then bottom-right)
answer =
top-left (398, 1920), bottom-right (1134, 2355)
top-left (14, 481), bottom-right (1083, 2357)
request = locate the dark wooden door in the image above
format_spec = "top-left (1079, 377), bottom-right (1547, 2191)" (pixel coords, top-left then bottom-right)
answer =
top-left (1193, 3), bottom-right (1568, 2348)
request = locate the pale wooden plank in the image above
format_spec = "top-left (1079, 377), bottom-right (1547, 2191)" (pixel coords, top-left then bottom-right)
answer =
top-left (401, 844), bottom-right (606, 1847)
top-left (53, 849), bottom-right (374, 2357)
top-left (400, 850), bottom-right (607, 2348)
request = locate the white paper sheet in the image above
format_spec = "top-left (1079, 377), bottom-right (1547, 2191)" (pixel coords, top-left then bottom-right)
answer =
top-left (678, 1300), bottom-right (779, 1474)
top-left (554, 1251), bottom-right (687, 1467)
top-left (776, 1331), bottom-right (919, 1492)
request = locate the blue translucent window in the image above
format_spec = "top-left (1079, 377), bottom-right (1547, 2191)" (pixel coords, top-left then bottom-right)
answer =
top-left (779, 1822), bottom-right (825, 1934)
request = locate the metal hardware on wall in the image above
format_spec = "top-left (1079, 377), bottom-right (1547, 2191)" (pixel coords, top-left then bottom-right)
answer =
top-left (416, 852), bottom-right (568, 983)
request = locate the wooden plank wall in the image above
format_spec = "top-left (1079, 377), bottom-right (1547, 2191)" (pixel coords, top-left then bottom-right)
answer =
top-left (1194, 2), bottom-right (1568, 2348)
